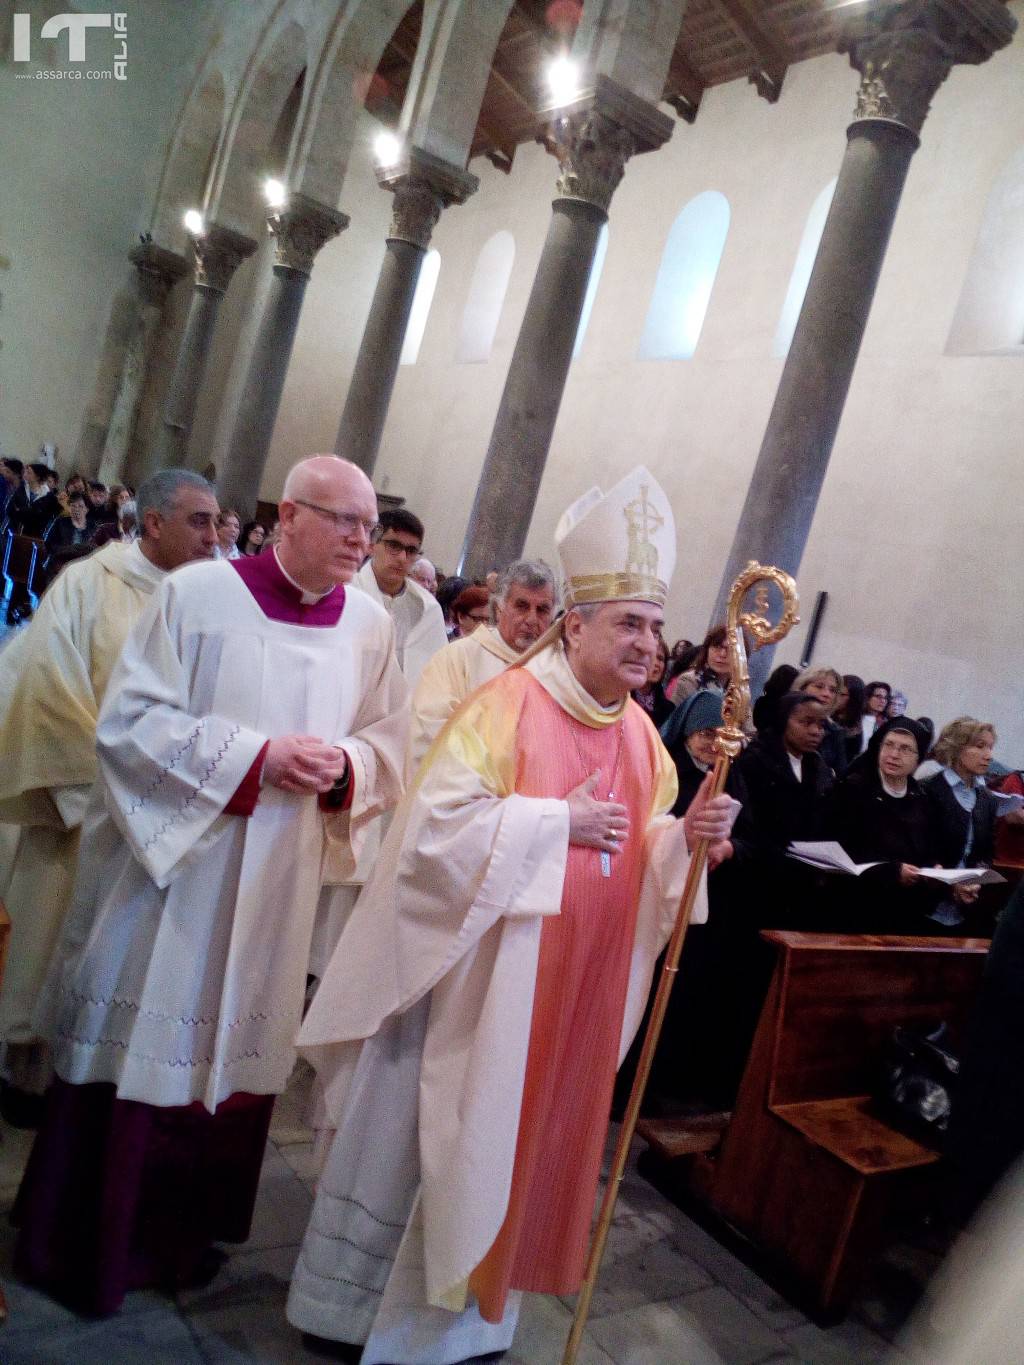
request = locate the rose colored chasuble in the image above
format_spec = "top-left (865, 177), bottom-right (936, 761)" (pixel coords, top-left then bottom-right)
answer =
top-left (469, 670), bottom-right (664, 1323)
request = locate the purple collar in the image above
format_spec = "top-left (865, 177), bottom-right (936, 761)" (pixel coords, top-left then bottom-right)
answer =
top-left (231, 550), bottom-right (345, 626)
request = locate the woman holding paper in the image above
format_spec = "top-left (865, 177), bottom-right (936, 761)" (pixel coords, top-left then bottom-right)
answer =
top-left (824, 719), bottom-right (984, 933)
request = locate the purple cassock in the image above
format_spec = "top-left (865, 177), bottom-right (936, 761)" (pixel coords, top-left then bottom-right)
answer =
top-left (14, 549), bottom-right (346, 1315)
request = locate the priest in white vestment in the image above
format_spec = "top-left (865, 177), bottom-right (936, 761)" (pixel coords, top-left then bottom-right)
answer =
top-left (408, 558), bottom-right (557, 768)
top-left (352, 506), bottom-right (447, 688)
top-left (0, 469), bottom-right (220, 1118)
top-left (287, 468), bottom-right (740, 1364)
top-left (16, 457), bottom-right (408, 1315)
top-left (310, 506), bottom-right (448, 979)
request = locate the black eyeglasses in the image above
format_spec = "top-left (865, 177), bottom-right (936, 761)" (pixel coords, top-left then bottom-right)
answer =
top-left (377, 536), bottom-right (422, 559)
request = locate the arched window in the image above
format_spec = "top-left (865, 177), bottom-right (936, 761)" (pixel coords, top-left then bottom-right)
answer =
top-left (456, 231), bottom-right (515, 363)
top-left (638, 191), bottom-right (730, 360)
top-left (773, 178), bottom-right (837, 358)
top-left (947, 147), bottom-right (1024, 355)
top-left (573, 223), bottom-right (609, 359)
top-left (400, 249), bottom-right (441, 366)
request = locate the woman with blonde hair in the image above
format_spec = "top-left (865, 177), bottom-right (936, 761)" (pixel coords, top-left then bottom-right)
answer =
top-left (793, 666), bottom-right (846, 774)
top-left (920, 717), bottom-right (998, 928)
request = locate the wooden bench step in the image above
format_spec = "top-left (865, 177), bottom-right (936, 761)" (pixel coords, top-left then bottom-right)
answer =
top-left (772, 1095), bottom-right (941, 1176)
top-left (637, 1111), bottom-right (731, 1160)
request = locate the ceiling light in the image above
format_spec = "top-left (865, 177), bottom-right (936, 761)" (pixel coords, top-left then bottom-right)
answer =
top-left (546, 54), bottom-right (581, 106)
top-left (263, 177), bottom-right (288, 209)
top-left (183, 208), bottom-right (205, 236)
top-left (374, 131), bottom-right (402, 168)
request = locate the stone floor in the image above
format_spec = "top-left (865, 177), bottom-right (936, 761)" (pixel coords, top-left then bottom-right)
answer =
top-left (0, 1067), bottom-right (929, 1364)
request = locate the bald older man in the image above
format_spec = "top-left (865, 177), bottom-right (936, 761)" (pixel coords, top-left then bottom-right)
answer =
top-left (16, 456), bottom-right (409, 1315)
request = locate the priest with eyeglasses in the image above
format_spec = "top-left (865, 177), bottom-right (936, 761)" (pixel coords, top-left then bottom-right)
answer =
top-left (15, 455), bottom-right (409, 1315)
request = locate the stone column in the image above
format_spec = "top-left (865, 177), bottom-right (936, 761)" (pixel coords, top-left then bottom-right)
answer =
top-left (336, 147), bottom-right (477, 476)
top-left (152, 222), bottom-right (257, 470)
top-left (459, 76), bottom-right (672, 579)
top-left (93, 243), bottom-right (190, 484)
top-left (711, 0), bottom-right (1014, 685)
top-left (217, 194), bottom-right (349, 514)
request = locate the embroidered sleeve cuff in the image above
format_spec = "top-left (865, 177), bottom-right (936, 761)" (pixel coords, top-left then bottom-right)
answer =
top-left (225, 740), bottom-right (269, 816)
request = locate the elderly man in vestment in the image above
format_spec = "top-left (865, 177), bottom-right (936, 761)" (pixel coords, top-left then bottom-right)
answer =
top-left (287, 468), bottom-right (738, 1363)
top-left (15, 456), bottom-right (408, 1314)
top-left (408, 557), bottom-right (557, 767)
top-left (0, 469), bottom-right (219, 1122)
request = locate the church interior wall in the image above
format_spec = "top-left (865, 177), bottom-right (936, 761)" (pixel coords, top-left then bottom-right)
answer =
top-left (259, 29), bottom-right (1024, 753)
top-left (0, 0), bottom-right (224, 462)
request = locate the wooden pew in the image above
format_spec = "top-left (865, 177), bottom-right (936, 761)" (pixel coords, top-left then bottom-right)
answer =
top-left (683, 931), bottom-right (989, 1317)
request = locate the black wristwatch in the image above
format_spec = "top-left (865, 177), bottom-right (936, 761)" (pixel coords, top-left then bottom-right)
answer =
top-left (323, 755), bottom-right (351, 809)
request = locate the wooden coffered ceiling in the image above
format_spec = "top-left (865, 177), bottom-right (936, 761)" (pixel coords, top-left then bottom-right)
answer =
top-left (365, 0), bottom-right (895, 173)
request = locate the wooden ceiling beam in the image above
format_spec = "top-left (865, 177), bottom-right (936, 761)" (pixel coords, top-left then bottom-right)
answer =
top-left (716, 0), bottom-right (789, 102)
top-left (664, 49), bottom-right (705, 124)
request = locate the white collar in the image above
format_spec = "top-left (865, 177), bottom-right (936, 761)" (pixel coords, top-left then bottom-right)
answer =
top-left (274, 548), bottom-right (335, 605)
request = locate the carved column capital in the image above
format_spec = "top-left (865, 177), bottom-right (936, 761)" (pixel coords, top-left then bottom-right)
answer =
top-left (188, 222), bottom-right (257, 294)
top-left (267, 193), bottom-right (349, 276)
top-left (128, 241), bottom-right (190, 308)
top-left (378, 146), bottom-right (478, 249)
top-left (542, 74), bottom-right (674, 214)
top-left (845, 0), bottom-right (1015, 139)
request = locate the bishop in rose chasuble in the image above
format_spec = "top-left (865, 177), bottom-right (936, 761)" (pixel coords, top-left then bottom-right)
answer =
top-left (288, 468), bottom-right (738, 1364)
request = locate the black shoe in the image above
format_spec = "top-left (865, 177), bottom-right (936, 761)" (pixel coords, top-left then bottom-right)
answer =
top-left (300, 1334), bottom-right (364, 1361)
top-left (0, 1080), bottom-right (46, 1129)
top-left (175, 1246), bottom-right (229, 1291)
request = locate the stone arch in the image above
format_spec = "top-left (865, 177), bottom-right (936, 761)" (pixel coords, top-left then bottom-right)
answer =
top-left (289, 1), bottom-right (418, 206)
top-left (206, 16), bottom-right (311, 233)
top-left (638, 191), bottom-right (730, 361)
top-left (397, 0), bottom-right (518, 167)
top-left (946, 145), bottom-right (1024, 355)
top-left (292, 0), bottom-right (518, 209)
top-left (150, 60), bottom-right (228, 253)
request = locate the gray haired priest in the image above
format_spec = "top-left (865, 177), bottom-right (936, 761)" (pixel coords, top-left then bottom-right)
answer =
top-left (287, 467), bottom-right (739, 1363)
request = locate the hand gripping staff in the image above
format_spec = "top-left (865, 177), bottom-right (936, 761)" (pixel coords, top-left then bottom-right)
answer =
top-left (562, 562), bottom-right (799, 1364)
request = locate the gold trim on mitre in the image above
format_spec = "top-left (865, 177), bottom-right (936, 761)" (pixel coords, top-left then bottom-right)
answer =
top-left (566, 572), bottom-right (668, 607)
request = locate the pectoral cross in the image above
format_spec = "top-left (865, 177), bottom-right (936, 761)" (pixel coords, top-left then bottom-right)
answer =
top-left (601, 788), bottom-right (615, 878)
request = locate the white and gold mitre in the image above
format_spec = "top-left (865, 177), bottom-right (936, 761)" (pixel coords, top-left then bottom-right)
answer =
top-left (555, 465), bottom-right (675, 608)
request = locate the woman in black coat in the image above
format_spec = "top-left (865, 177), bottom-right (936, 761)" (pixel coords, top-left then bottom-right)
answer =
top-left (735, 692), bottom-right (835, 931)
top-left (823, 719), bottom-right (944, 932)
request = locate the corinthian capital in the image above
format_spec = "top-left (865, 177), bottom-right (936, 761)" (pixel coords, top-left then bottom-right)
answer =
top-left (845, 0), bottom-right (1015, 139)
top-left (189, 223), bottom-right (257, 293)
top-left (128, 241), bottom-right (190, 308)
top-left (268, 193), bottom-right (349, 276)
top-left (543, 74), bottom-right (674, 214)
top-left (378, 146), bottom-right (478, 250)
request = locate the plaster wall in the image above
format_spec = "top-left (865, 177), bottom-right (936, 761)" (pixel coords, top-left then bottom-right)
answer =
top-left (263, 19), bottom-right (1024, 758)
top-left (0, 0), bottom-right (223, 461)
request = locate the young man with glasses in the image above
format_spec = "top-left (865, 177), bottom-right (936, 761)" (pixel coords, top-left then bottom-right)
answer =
top-left (354, 506), bottom-right (447, 688)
